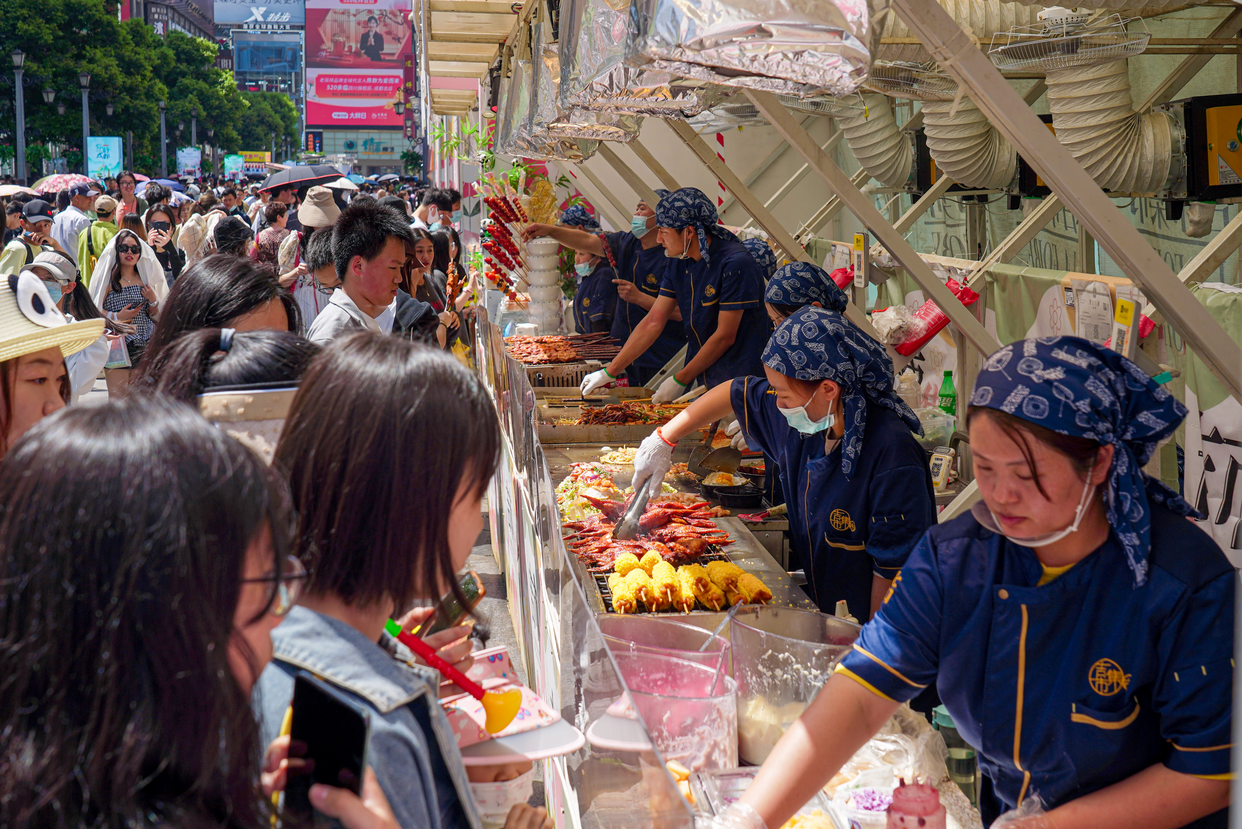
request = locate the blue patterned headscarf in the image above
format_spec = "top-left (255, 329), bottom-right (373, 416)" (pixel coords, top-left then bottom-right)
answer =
top-left (655, 187), bottom-right (739, 263)
top-left (763, 307), bottom-right (921, 477)
top-left (742, 238), bottom-right (778, 280)
top-left (970, 337), bottom-right (1200, 587)
top-left (559, 204), bottom-right (600, 233)
top-left (765, 262), bottom-right (847, 314)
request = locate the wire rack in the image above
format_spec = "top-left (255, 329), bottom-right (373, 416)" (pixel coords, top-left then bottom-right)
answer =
top-left (780, 92), bottom-right (868, 117)
top-left (988, 15), bottom-right (1150, 73)
top-left (593, 546), bottom-right (733, 615)
top-left (864, 61), bottom-right (958, 102)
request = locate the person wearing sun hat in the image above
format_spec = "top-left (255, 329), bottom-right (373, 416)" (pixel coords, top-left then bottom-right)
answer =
top-left (299, 186), bottom-right (341, 231)
top-left (0, 268), bottom-right (105, 456)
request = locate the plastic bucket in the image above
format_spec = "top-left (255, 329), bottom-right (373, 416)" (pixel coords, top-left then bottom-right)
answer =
top-left (598, 614), bottom-right (731, 672)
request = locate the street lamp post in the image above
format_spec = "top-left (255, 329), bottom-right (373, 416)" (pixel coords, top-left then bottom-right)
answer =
top-left (159, 100), bottom-right (167, 178)
top-left (207, 127), bottom-right (215, 177)
top-left (270, 131), bottom-right (276, 161)
top-left (11, 50), bottom-right (25, 185)
top-left (191, 107), bottom-right (197, 148)
top-left (78, 72), bottom-right (90, 176)
top-left (106, 101), bottom-right (113, 117)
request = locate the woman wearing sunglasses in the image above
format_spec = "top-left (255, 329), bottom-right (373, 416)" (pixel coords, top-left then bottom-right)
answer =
top-left (0, 397), bottom-right (404, 829)
top-left (88, 228), bottom-right (169, 396)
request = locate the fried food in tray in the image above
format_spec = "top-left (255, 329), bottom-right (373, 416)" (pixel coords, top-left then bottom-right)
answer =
top-left (504, 334), bottom-right (621, 365)
top-left (574, 402), bottom-right (683, 426)
top-left (599, 447), bottom-right (638, 466)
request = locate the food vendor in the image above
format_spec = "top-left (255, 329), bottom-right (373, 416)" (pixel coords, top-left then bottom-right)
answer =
top-left (713, 337), bottom-right (1232, 829)
top-left (727, 262), bottom-right (852, 452)
top-left (742, 237), bottom-right (779, 281)
top-left (524, 192), bottom-right (686, 386)
top-left (632, 306), bottom-right (934, 618)
top-left (580, 187), bottom-right (771, 403)
top-left (571, 250), bottom-right (617, 335)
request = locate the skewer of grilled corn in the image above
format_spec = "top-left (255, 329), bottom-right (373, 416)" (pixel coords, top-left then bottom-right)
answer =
top-left (705, 561), bottom-right (745, 593)
top-left (624, 568), bottom-right (655, 609)
top-left (649, 561), bottom-right (678, 611)
top-left (677, 564), bottom-right (725, 610)
top-left (725, 573), bottom-right (772, 606)
top-left (608, 573), bottom-right (638, 613)
top-left (613, 551), bottom-right (641, 576)
top-left (639, 549), bottom-right (662, 576)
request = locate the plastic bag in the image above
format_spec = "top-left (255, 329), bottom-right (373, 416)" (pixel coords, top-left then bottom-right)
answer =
top-left (830, 266), bottom-right (853, 290)
top-left (992, 795), bottom-right (1053, 828)
top-left (894, 279), bottom-right (981, 357)
top-left (871, 304), bottom-right (924, 347)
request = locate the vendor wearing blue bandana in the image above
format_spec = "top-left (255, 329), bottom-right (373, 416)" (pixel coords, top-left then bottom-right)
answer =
top-left (764, 261), bottom-right (848, 324)
top-left (714, 337), bottom-right (1232, 829)
top-left (742, 238), bottom-right (779, 281)
top-left (558, 204), bottom-right (601, 234)
top-left (632, 307), bottom-right (934, 618)
top-left (581, 187), bottom-right (771, 402)
top-left (524, 190), bottom-right (686, 386)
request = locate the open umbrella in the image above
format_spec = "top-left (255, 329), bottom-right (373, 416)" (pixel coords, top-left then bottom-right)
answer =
top-left (326, 176), bottom-right (359, 191)
top-left (347, 174), bottom-right (366, 184)
top-left (258, 164), bottom-right (341, 194)
top-left (0, 185), bottom-right (37, 197)
top-left (377, 173), bottom-right (401, 183)
top-left (31, 173), bottom-right (99, 195)
top-left (133, 174), bottom-right (150, 182)
top-left (151, 178), bottom-right (185, 192)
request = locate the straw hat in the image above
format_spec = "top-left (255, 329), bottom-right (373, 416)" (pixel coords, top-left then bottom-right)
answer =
top-left (299, 186), bottom-right (340, 229)
top-left (0, 271), bottom-right (105, 364)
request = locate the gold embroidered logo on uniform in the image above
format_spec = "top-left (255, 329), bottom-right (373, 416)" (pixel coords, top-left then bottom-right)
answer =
top-left (646, 274), bottom-right (658, 285)
top-left (1088, 659), bottom-right (1131, 696)
top-left (583, 297), bottom-right (590, 307)
top-left (704, 285), bottom-right (717, 298)
top-left (829, 509), bottom-right (856, 532)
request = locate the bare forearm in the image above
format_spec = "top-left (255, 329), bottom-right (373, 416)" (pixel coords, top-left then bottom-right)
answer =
top-left (675, 329), bottom-right (736, 385)
top-left (741, 676), bottom-right (899, 829)
top-left (870, 575), bottom-right (891, 619)
top-left (1042, 765), bottom-right (1228, 829)
top-left (543, 226), bottom-right (605, 257)
top-left (660, 382), bottom-right (735, 442)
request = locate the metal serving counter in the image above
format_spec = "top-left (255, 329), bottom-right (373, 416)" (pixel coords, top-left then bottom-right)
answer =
top-left (471, 312), bottom-right (809, 829)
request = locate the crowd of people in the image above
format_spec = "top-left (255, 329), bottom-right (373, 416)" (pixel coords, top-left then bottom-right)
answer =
top-left (0, 173), bottom-right (542, 829)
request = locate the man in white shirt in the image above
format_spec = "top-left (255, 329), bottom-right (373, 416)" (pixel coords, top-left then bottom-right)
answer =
top-left (410, 187), bottom-right (454, 231)
top-left (51, 183), bottom-right (99, 263)
top-left (307, 199), bottom-right (412, 345)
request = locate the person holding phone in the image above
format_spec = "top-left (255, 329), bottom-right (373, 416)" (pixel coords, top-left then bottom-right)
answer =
top-left (257, 334), bottom-right (554, 829)
top-left (88, 229), bottom-right (169, 396)
top-left (0, 397), bottom-right (401, 829)
top-left (0, 199), bottom-right (70, 275)
top-left (145, 203), bottom-right (185, 287)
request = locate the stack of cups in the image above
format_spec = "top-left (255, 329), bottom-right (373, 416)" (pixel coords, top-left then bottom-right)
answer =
top-left (525, 237), bottom-right (564, 334)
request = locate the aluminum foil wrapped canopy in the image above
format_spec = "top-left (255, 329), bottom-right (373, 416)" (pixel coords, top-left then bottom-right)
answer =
top-left (496, 55), bottom-right (600, 162)
top-left (559, 0), bottom-right (714, 116)
top-left (625, 0), bottom-right (875, 98)
top-left (531, 19), bottom-right (642, 143)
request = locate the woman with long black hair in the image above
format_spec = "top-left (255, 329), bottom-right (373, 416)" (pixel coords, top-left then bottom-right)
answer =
top-left (0, 397), bottom-right (401, 828)
top-left (88, 227), bottom-right (169, 396)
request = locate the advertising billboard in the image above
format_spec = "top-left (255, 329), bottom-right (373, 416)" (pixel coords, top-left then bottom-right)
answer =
top-left (86, 136), bottom-right (122, 180)
top-left (304, 0), bottom-right (412, 129)
top-left (223, 154), bottom-right (245, 180)
top-left (213, 0), bottom-right (304, 26)
top-left (305, 68), bottom-right (404, 128)
top-left (233, 30), bottom-right (303, 95)
top-left (176, 147), bottom-right (202, 177)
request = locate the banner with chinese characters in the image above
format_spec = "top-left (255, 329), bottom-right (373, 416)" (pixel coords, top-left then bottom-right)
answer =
top-left (86, 136), bottom-right (122, 180)
top-left (304, 0), bottom-right (411, 129)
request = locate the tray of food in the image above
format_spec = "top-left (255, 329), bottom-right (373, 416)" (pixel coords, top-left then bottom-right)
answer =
top-left (505, 333), bottom-right (621, 365)
top-left (538, 402), bottom-right (688, 443)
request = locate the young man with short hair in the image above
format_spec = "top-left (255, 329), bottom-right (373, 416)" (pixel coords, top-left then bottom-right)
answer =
top-left (51, 182), bottom-right (99, 262)
top-left (220, 187), bottom-right (247, 218)
top-left (410, 187), bottom-right (454, 230)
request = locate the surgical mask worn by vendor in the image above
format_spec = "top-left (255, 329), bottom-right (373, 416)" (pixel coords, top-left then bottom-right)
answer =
top-left (776, 386), bottom-right (835, 436)
top-left (833, 337), bottom-right (1232, 829)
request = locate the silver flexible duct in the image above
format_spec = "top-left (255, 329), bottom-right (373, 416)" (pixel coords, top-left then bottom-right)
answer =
top-left (1045, 58), bottom-right (1176, 196)
top-left (922, 97), bottom-right (1017, 189)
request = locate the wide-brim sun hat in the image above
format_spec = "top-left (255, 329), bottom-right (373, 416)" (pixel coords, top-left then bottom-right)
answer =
top-left (299, 186), bottom-right (341, 228)
top-left (0, 272), bottom-right (104, 364)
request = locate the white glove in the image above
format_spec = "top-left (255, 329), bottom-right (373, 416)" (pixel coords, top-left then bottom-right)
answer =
top-left (724, 419), bottom-right (749, 452)
top-left (580, 368), bottom-right (615, 397)
top-left (631, 428), bottom-right (675, 492)
top-left (992, 796), bottom-right (1055, 828)
top-left (651, 375), bottom-right (689, 404)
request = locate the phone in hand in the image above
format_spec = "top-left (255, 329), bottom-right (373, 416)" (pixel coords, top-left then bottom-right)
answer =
top-left (420, 570), bottom-right (486, 637)
top-left (150, 221), bottom-right (171, 233)
top-left (283, 672), bottom-right (372, 820)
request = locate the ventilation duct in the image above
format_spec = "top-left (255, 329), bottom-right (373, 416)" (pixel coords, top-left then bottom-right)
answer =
top-left (876, 0), bottom-right (1041, 64)
top-left (826, 93), bottom-right (913, 188)
top-left (922, 97), bottom-right (1017, 190)
top-left (558, 0), bottom-right (711, 116)
top-left (1045, 59), bottom-right (1176, 196)
top-left (623, 0), bottom-right (875, 98)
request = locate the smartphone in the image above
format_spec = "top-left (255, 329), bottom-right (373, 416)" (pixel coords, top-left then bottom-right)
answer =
top-left (150, 220), bottom-right (171, 233)
top-left (420, 570), bottom-right (485, 636)
top-left (284, 672), bottom-right (372, 820)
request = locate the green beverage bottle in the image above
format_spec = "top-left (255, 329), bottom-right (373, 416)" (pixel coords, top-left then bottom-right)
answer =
top-left (938, 370), bottom-right (957, 416)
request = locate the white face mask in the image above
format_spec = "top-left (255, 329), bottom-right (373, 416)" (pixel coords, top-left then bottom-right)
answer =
top-left (777, 387), bottom-right (835, 436)
top-left (470, 768), bottom-right (535, 828)
top-left (972, 459), bottom-right (1097, 548)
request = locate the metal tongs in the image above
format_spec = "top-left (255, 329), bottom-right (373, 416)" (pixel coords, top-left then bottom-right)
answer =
top-left (613, 475), bottom-right (658, 540)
